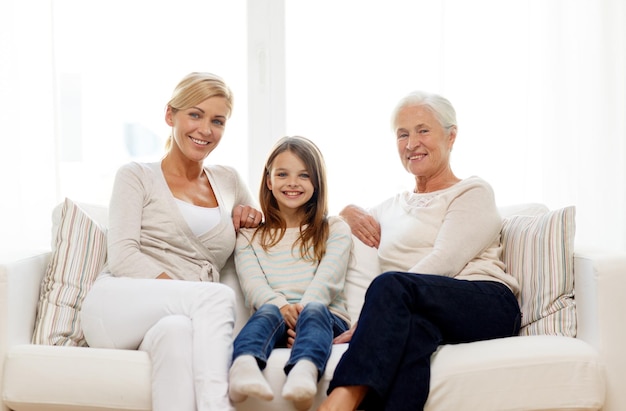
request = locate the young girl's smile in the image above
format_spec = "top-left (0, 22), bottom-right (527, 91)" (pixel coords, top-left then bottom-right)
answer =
top-left (266, 150), bottom-right (314, 223)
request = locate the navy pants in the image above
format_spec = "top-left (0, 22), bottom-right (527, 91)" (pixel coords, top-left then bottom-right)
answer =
top-left (233, 302), bottom-right (349, 377)
top-left (328, 272), bottom-right (521, 411)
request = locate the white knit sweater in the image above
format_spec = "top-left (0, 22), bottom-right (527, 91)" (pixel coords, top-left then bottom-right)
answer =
top-left (234, 216), bottom-right (352, 324)
top-left (371, 176), bottom-right (520, 296)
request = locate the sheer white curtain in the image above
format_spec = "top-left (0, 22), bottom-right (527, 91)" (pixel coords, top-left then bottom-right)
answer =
top-left (50, 0), bottom-right (248, 206)
top-left (1, 0), bottom-right (249, 255)
top-left (281, 0), bottom-right (626, 251)
top-left (0, 0), bottom-right (57, 255)
top-left (1, 0), bottom-right (625, 256)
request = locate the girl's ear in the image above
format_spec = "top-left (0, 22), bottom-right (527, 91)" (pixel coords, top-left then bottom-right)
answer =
top-left (266, 173), bottom-right (272, 190)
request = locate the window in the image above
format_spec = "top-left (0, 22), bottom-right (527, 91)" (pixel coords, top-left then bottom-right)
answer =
top-left (283, 0), bottom-right (535, 212)
top-left (52, 0), bottom-right (248, 205)
top-left (2, 0), bottom-right (623, 254)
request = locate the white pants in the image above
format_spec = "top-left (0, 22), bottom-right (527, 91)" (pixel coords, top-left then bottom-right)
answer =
top-left (81, 274), bottom-right (236, 411)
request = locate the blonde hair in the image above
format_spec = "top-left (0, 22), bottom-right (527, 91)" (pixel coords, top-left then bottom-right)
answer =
top-left (165, 72), bottom-right (234, 150)
top-left (256, 136), bottom-right (329, 262)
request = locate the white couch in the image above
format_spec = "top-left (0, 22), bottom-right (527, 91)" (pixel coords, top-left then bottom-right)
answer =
top-left (1, 201), bottom-right (624, 411)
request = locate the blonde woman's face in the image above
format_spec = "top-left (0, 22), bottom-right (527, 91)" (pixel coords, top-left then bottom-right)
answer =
top-left (165, 96), bottom-right (229, 162)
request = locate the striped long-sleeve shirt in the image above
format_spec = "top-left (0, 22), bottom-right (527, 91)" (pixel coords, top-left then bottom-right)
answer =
top-left (234, 216), bottom-right (352, 325)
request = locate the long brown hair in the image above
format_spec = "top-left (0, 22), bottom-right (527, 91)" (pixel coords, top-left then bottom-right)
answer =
top-left (256, 136), bottom-right (329, 262)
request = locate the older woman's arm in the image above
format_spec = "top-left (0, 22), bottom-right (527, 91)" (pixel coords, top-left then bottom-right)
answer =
top-left (410, 182), bottom-right (501, 276)
top-left (339, 204), bottom-right (381, 248)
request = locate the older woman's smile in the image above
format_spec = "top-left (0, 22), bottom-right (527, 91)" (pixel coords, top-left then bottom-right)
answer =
top-left (408, 153), bottom-right (427, 161)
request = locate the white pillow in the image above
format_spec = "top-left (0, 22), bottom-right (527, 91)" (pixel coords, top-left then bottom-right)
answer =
top-left (343, 235), bottom-right (380, 322)
top-left (51, 201), bottom-right (108, 251)
top-left (501, 206), bottom-right (577, 337)
top-left (33, 198), bottom-right (108, 346)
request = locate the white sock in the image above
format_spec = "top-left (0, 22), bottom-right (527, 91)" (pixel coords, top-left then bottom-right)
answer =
top-left (228, 355), bottom-right (274, 402)
top-left (282, 359), bottom-right (319, 410)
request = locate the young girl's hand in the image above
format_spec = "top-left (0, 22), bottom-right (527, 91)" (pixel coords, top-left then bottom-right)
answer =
top-left (280, 303), bottom-right (303, 330)
top-left (286, 328), bottom-right (296, 348)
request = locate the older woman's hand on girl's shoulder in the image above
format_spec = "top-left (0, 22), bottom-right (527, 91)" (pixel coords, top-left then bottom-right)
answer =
top-left (232, 204), bottom-right (263, 232)
top-left (339, 205), bottom-right (381, 248)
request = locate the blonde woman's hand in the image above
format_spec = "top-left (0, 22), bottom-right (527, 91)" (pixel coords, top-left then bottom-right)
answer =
top-left (339, 205), bottom-right (380, 248)
top-left (232, 204), bottom-right (262, 232)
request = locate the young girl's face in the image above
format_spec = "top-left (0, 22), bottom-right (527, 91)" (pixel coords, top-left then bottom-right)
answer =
top-left (266, 150), bottom-right (315, 217)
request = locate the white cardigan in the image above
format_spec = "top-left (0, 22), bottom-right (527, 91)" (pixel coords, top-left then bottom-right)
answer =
top-left (105, 161), bottom-right (256, 282)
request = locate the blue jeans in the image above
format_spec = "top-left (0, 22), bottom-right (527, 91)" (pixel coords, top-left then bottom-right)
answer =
top-left (328, 272), bottom-right (521, 411)
top-left (233, 302), bottom-right (349, 378)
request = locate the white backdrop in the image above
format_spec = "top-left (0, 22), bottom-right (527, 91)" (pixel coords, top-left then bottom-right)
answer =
top-left (1, 0), bottom-right (624, 255)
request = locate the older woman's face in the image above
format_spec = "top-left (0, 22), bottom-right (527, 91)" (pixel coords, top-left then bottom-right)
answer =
top-left (395, 105), bottom-right (456, 179)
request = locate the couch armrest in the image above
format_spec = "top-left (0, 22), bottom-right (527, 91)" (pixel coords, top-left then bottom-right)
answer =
top-left (0, 251), bottom-right (50, 347)
top-left (1, 250), bottom-right (51, 410)
top-left (574, 248), bottom-right (626, 411)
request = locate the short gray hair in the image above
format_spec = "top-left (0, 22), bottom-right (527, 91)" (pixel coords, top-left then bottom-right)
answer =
top-left (390, 91), bottom-right (457, 130)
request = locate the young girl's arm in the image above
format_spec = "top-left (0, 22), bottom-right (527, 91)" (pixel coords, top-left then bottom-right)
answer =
top-left (300, 217), bottom-right (352, 307)
top-left (234, 230), bottom-right (289, 310)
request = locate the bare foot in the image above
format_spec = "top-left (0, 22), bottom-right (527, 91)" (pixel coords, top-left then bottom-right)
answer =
top-left (317, 386), bottom-right (368, 411)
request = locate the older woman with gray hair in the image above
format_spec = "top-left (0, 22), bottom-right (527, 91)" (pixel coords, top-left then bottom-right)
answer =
top-left (317, 91), bottom-right (521, 411)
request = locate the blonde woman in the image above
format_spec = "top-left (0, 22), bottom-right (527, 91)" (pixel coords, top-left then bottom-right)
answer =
top-left (80, 72), bottom-right (260, 411)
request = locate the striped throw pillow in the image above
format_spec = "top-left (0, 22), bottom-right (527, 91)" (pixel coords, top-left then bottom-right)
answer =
top-left (32, 198), bottom-right (107, 346)
top-left (501, 206), bottom-right (576, 337)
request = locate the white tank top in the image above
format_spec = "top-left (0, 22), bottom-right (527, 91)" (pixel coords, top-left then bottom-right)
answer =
top-left (175, 199), bottom-right (221, 237)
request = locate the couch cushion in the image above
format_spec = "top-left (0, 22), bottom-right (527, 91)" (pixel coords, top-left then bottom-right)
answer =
top-left (232, 344), bottom-right (350, 411)
top-left (32, 198), bottom-right (107, 346)
top-left (230, 336), bottom-right (604, 411)
top-left (425, 335), bottom-right (604, 410)
top-left (3, 344), bottom-right (151, 411)
top-left (344, 234), bottom-right (380, 322)
top-left (501, 206), bottom-right (577, 336)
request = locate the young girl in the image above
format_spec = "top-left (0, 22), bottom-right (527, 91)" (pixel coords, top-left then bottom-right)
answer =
top-left (229, 136), bottom-right (352, 410)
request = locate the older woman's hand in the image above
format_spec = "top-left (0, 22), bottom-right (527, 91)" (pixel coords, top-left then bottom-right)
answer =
top-left (339, 205), bottom-right (381, 248)
top-left (333, 321), bottom-right (357, 344)
top-left (232, 204), bottom-right (263, 232)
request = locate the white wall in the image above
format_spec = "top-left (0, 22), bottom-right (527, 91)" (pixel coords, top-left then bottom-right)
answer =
top-left (0, 0), bottom-right (57, 256)
top-left (280, 0), bottom-right (626, 251)
top-left (1, 0), bottom-right (625, 256)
